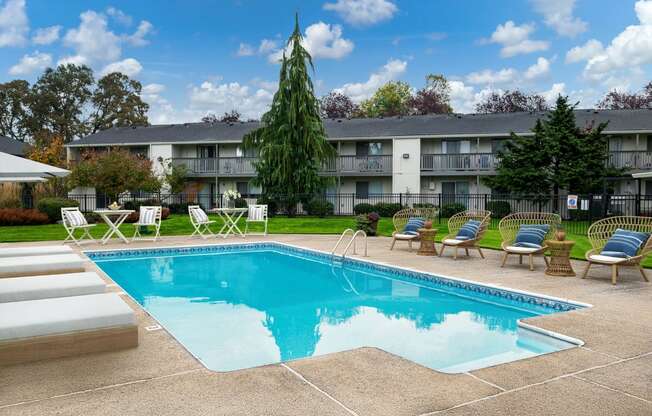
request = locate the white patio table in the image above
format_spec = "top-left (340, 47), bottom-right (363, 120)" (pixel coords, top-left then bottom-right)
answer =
top-left (93, 209), bottom-right (135, 245)
top-left (209, 207), bottom-right (248, 238)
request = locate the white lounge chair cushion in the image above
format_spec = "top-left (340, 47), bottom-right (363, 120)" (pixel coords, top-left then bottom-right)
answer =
top-left (0, 254), bottom-right (85, 276)
top-left (589, 254), bottom-right (628, 264)
top-left (394, 233), bottom-right (418, 240)
top-left (0, 272), bottom-right (105, 303)
top-left (443, 238), bottom-right (467, 245)
top-left (0, 293), bottom-right (135, 341)
top-left (505, 245), bottom-right (541, 254)
top-left (0, 245), bottom-right (73, 258)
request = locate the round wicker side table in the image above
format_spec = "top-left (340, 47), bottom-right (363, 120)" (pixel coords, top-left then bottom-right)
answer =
top-left (417, 228), bottom-right (438, 256)
top-left (545, 240), bottom-right (576, 277)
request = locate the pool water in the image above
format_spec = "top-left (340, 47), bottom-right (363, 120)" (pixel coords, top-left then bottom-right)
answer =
top-left (90, 244), bottom-right (582, 373)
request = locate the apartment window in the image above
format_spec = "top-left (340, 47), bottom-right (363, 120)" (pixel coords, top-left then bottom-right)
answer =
top-left (356, 142), bottom-right (383, 156)
top-left (128, 147), bottom-right (148, 159)
top-left (442, 140), bottom-right (470, 154)
top-left (198, 145), bottom-right (215, 158)
top-left (441, 181), bottom-right (469, 195)
top-left (356, 181), bottom-right (369, 199)
top-left (646, 136), bottom-right (652, 152)
top-left (369, 181), bottom-right (383, 195)
top-left (236, 146), bottom-right (256, 157)
top-left (236, 181), bottom-right (249, 196)
top-left (609, 137), bottom-right (623, 152)
top-left (491, 139), bottom-right (506, 154)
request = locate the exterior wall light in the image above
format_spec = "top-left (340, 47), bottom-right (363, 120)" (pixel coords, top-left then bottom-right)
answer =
top-left (402, 153), bottom-right (409, 159)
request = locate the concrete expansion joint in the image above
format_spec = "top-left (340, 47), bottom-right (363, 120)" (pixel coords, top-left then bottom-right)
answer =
top-left (571, 375), bottom-right (652, 404)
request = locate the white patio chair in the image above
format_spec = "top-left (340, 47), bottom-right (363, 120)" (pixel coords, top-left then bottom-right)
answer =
top-left (61, 207), bottom-right (95, 246)
top-left (188, 205), bottom-right (215, 239)
top-left (245, 204), bottom-right (268, 236)
top-left (132, 206), bottom-right (162, 242)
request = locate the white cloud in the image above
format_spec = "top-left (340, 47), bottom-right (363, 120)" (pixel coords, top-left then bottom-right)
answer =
top-left (486, 21), bottom-right (549, 57)
top-left (448, 81), bottom-right (499, 113)
top-left (258, 39), bottom-right (277, 54)
top-left (323, 0), bottom-right (397, 26)
top-left (0, 0), bottom-right (28, 47)
top-left (188, 81), bottom-right (275, 120)
top-left (32, 25), bottom-right (61, 45)
top-left (63, 11), bottom-right (121, 62)
top-left (539, 82), bottom-right (566, 104)
top-left (124, 20), bottom-right (153, 46)
top-left (141, 83), bottom-right (179, 124)
top-left (582, 1), bottom-right (652, 82)
top-left (268, 22), bottom-right (354, 63)
top-left (524, 57), bottom-right (550, 80)
top-left (106, 7), bottom-right (132, 26)
top-left (531, 0), bottom-right (587, 37)
top-left (466, 68), bottom-right (518, 85)
top-left (57, 54), bottom-right (88, 66)
top-left (565, 39), bottom-right (604, 63)
top-left (237, 42), bottom-right (254, 56)
top-left (100, 57), bottom-right (142, 77)
top-left (333, 58), bottom-right (407, 102)
top-left (8, 51), bottom-right (51, 75)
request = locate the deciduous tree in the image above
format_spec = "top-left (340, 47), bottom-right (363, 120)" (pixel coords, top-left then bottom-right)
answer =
top-left (319, 91), bottom-right (358, 118)
top-left (0, 80), bottom-right (30, 141)
top-left (597, 82), bottom-right (652, 109)
top-left (89, 72), bottom-right (149, 133)
top-left (475, 90), bottom-right (549, 113)
top-left (360, 81), bottom-right (412, 117)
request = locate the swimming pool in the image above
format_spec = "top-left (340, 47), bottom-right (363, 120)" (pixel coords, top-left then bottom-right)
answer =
top-left (88, 243), bottom-right (586, 373)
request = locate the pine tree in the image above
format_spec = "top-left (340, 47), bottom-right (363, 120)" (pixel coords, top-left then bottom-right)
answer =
top-left (243, 14), bottom-right (335, 215)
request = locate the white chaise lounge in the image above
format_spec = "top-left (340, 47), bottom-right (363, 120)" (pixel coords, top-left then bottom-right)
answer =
top-left (0, 272), bottom-right (106, 303)
top-left (0, 254), bottom-right (85, 278)
top-left (0, 293), bottom-right (138, 365)
top-left (0, 245), bottom-right (73, 258)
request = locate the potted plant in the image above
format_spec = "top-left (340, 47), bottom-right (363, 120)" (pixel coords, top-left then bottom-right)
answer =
top-left (356, 212), bottom-right (380, 236)
top-left (224, 189), bottom-right (241, 209)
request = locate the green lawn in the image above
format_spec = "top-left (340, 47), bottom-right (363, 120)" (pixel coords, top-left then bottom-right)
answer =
top-left (1, 214), bottom-right (645, 267)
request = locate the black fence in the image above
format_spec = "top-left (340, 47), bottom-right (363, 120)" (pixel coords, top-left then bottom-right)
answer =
top-left (48, 192), bottom-right (652, 236)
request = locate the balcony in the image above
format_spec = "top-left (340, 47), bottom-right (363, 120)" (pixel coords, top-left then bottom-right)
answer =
top-left (608, 151), bottom-right (652, 171)
top-left (421, 153), bottom-right (498, 175)
top-left (171, 157), bottom-right (257, 176)
top-left (321, 155), bottom-right (393, 176)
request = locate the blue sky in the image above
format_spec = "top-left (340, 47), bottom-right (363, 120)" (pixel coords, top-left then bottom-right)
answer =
top-left (0, 0), bottom-right (651, 122)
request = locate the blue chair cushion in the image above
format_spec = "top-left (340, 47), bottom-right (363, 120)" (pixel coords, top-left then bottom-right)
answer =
top-left (513, 224), bottom-right (550, 249)
top-left (456, 220), bottom-right (481, 240)
top-left (600, 228), bottom-right (650, 258)
top-left (403, 217), bottom-right (425, 236)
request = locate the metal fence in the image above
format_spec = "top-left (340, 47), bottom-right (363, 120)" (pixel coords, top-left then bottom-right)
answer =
top-left (45, 192), bottom-right (652, 236)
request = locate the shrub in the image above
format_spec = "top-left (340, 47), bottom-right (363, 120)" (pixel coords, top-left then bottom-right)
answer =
top-left (36, 197), bottom-right (79, 222)
top-left (440, 203), bottom-right (466, 218)
top-left (354, 203), bottom-right (374, 215)
top-left (165, 202), bottom-right (194, 214)
top-left (256, 196), bottom-right (278, 217)
top-left (0, 208), bottom-right (50, 226)
top-left (304, 198), bottom-right (334, 218)
top-left (0, 197), bottom-right (21, 209)
top-left (413, 203), bottom-right (435, 208)
top-left (373, 202), bottom-right (402, 217)
top-left (486, 200), bottom-right (511, 218)
top-left (84, 212), bottom-right (101, 224)
top-left (234, 197), bottom-right (248, 209)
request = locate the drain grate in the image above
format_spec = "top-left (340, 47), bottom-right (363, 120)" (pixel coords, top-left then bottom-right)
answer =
top-left (145, 324), bottom-right (162, 332)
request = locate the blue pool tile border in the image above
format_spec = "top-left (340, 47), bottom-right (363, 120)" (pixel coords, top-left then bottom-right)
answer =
top-left (86, 242), bottom-right (584, 313)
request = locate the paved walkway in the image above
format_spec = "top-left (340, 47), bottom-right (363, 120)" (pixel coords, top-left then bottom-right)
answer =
top-left (1, 235), bottom-right (651, 415)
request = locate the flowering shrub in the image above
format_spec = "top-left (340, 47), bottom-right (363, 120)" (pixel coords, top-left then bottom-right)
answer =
top-left (224, 189), bottom-right (241, 201)
top-left (0, 208), bottom-right (50, 226)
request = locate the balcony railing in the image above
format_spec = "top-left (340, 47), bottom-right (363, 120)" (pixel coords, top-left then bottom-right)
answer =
top-left (608, 151), bottom-right (652, 171)
top-left (322, 155), bottom-right (393, 175)
top-left (171, 157), bottom-right (257, 176)
top-left (421, 153), bottom-right (498, 173)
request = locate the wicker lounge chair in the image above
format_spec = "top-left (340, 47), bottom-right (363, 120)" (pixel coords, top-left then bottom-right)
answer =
top-left (390, 208), bottom-right (438, 251)
top-left (582, 216), bottom-right (652, 285)
top-left (499, 212), bottom-right (561, 271)
top-left (439, 210), bottom-right (491, 259)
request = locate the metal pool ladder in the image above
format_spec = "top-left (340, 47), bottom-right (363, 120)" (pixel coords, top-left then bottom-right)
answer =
top-left (331, 228), bottom-right (367, 259)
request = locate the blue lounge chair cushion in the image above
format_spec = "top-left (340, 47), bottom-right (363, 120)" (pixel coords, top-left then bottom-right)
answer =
top-left (402, 217), bottom-right (425, 236)
top-left (600, 228), bottom-right (650, 258)
top-left (513, 224), bottom-right (550, 249)
top-left (456, 220), bottom-right (481, 240)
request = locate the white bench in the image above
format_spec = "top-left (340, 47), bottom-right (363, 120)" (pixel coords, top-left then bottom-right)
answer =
top-left (0, 272), bottom-right (106, 303)
top-left (0, 293), bottom-right (138, 365)
top-left (0, 254), bottom-right (86, 278)
top-left (0, 245), bottom-right (73, 258)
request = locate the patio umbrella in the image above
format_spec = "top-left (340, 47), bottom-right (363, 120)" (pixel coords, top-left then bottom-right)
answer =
top-left (0, 151), bottom-right (69, 182)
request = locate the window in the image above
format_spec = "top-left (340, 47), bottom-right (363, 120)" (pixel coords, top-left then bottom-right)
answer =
top-left (369, 181), bottom-right (383, 195)
top-left (236, 182), bottom-right (249, 195)
top-left (609, 137), bottom-right (623, 152)
top-left (356, 181), bottom-right (369, 199)
top-left (442, 140), bottom-right (470, 154)
top-left (491, 139), bottom-right (505, 154)
top-left (236, 146), bottom-right (256, 157)
top-left (356, 142), bottom-right (383, 156)
top-left (646, 136), bottom-right (652, 152)
top-left (198, 145), bottom-right (215, 158)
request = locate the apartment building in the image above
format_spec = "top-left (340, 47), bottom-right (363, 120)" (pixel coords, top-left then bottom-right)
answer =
top-left (66, 109), bottom-right (652, 207)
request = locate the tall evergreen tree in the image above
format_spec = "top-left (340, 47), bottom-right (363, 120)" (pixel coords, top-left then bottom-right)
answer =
top-left (243, 14), bottom-right (335, 215)
top-left (484, 96), bottom-right (617, 196)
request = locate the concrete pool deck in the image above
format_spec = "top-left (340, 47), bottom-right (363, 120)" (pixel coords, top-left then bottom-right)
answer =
top-left (1, 234), bottom-right (651, 415)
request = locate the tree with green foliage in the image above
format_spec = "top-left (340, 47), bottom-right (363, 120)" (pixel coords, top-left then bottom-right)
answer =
top-left (410, 74), bottom-right (452, 115)
top-left (0, 80), bottom-right (30, 141)
top-left (484, 96), bottom-right (618, 196)
top-left (360, 81), bottom-right (412, 117)
top-left (68, 149), bottom-right (160, 202)
top-left (243, 14), bottom-right (335, 215)
top-left (89, 72), bottom-right (149, 133)
top-left (159, 158), bottom-right (188, 193)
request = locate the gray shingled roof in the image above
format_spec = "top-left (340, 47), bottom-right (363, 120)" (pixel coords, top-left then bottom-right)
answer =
top-left (67, 109), bottom-right (652, 147)
top-left (0, 136), bottom-right (26, 155)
